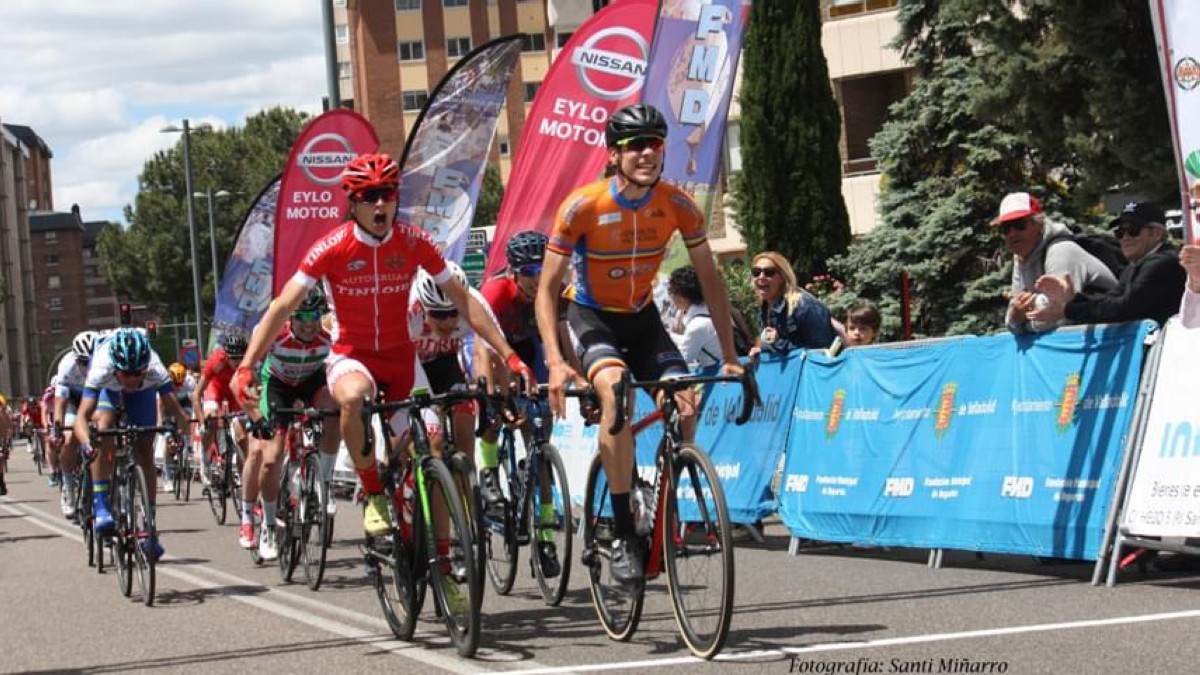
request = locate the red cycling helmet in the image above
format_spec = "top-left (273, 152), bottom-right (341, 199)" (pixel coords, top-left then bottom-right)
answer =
top-left (341, 153), bottom-right (400, 197)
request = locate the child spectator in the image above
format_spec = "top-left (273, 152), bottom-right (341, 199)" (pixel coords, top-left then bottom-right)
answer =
top-left (845, 303), bottom-right (881, 347)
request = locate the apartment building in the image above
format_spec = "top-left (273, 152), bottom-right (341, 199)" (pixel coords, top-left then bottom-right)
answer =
top-left (82, 221), bottom-right (121, 332)
top-left (0, 120), bottom-right (43, 395)
top-left (333, 0), bottom-right (909, 246)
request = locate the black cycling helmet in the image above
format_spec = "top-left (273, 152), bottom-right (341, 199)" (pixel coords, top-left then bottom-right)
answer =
top-left (222, 333), bottom-right (248, 359)
top-left (506, 231), bottom-right (548, 269)
top-left (605, 104), bottom-right (668, 148)
top-left (296, 285), bottom-right (327, 314)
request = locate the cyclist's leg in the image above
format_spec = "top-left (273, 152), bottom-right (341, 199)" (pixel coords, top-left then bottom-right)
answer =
top-left (313, 387), bottom-right (341, 481)
top-left (60, 402), bottom-right (82, 516)
top-left (200, 399), bottom-right (220, 480)
top-left (326, 354), bottom-right (387, 536)
top-left (89, 391), bottom-right (120, 530)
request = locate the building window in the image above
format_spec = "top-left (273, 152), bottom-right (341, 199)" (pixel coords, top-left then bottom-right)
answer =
top-left (47, 274), bottom-right (62, 289)
top-left (498, 136), bottom-right (510, 156)
top-left (44, 231), bottom-right (58, 243)
top-left (402, 90), bottom-right (429, 111)
top-left (443, 0), bottom-right (468, 7)
top-left (524, 81), bottom-right (541, 103)
top-left (838, 70), bottom-right (910, 174)
top-left (48, 297), bottom-right (63, 310)
top-left (398, 40), bottom-right (425, 62)
top-left (447, 37), bottom-right (471, 59)
top-left (556, 32), bottom-right (574, 49)
top-left (45, 253), bottom-right (60, 266)
top-left (333, 0), bottom-right (346, 6)
top-left (51, 319), bottom-right (65, 332)
top-left (396, 0), bottom-right (421, 10)
top-left (520, 33), bottom-right (547, 53)
top-left (338, 61), bottom-right (353, 79)
top-left (335, 24), bottom-right (349, 44)
top-left (828, 0), bottom-right (899, 20)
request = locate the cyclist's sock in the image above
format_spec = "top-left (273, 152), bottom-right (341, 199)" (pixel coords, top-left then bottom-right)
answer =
top-left (263, 500), bottom-right (277, 529)
top-left (538, 503), bottom-right (557, 542)
top-left (611, 491), bottom-right (633, 540)
top-left (242, 500), bottom-right (255, 525)
top-left (62, 471), bottom-right (76, 493)
top-left (93, 481), bottom-right (110, 514)
top-left (357, 464), bottom-right (384, 495)
top-left (319, 452), bottom-right (336, 482)
top-left (479, 439), bottom-right (499, 470)
top-left (437, 538), bottom-right (450, 558)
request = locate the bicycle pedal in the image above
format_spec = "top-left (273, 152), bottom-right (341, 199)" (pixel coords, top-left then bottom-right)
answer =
top-left (580, 546), bottom-right (598, 568)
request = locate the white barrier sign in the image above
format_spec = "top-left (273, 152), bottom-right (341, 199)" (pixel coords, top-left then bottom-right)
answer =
top-left (1120, 318), bottom-right (1200, 536)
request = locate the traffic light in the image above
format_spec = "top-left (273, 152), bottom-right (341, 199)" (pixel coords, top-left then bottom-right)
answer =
top-left (119, 303), bottom-right (132, 326)
top-left (145, 320), bottom-right (158, 338)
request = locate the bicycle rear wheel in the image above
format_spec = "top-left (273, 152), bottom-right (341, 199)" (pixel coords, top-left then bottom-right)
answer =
top-left (181, 446), bottom-right (193, 502)
top-left (79, 472), bottom-right (96, 568)
top-left (33, 435), bottom-right (44, 475)
top-left (423, 457), bottom-right (480, 657)
top-left (582, 454), bottom-right (644, 642)
top-left (530, 444), bottom-right (573, 607)
top-left (128, 465), bottom-right (157, 607)
top-left (278, 462), bottom-right (300, 582)
top-left (301, 452), bottom-right (329, 590)
top-left (663, 443), bottom-right (735, 659)
top-left (483, 444), bottom-right (518, 596)
top-left (114, 474), bottom-right (134, 598)
top-left (447, 451), bottom-right (486, 609)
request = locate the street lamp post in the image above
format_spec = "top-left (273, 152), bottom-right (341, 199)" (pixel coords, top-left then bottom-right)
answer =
top-left (161, 119), bottom-right (212, 350)
top-left (195, 189), bottom-right (233, 308)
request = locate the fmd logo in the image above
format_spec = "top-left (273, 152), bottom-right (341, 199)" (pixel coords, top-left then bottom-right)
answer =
top-left (1001, 476), bottom-right (1034, 498)
top-left (883, 477), bottom-right (914, 497)
top-left (571, 26), bottom-right (649, 100)
top-left (784, 474), bottom-right (809, 493)
top-left (297, 132), bottom-right (356, 186)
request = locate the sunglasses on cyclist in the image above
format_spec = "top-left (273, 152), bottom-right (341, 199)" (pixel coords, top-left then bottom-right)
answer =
top-left (1114, 223), bottom-right (1144, 238)
top-left (292, 309), bottom-right (322, 323)
top-left (356, 187), bottom-right (398, 204)
top-left (616, 136), bottom-right (665, 153)
top-left (750, 266), bottom-right (779, 278)
top-left (428, 308), bottom-right (459, 321)
top-left (516, 264), bottom-right (542, 277)
top-left (1000, 219), bottom-right (1031, 235)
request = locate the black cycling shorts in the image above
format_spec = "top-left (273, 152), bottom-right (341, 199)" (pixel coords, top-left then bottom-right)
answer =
top-left (421, 354), bottom-right (466, 394)
top-left (261, 370), bottom-right (327, 429)
top-left (567, 302), bottom-right (687, 382)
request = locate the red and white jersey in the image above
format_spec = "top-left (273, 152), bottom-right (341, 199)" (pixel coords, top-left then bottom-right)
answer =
top-left (264, 322), bottom-right (333, 386)
top-left (407, 285), bottom-right (500, 364)
top-left (293, 221), bottom-right (449, 355)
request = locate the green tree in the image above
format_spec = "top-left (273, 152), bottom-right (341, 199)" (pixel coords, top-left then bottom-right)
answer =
top-left (99, 107), bottom-right (308, 318)
top-left (472, 162), bottom-right (505, 228)
top-left (734, 0), bottom-right (850, 279)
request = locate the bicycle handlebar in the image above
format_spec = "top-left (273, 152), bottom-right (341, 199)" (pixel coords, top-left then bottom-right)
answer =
top-left (610, 365), bottom-right (761, 435)
top-left (364, 382), bottom-right (491, 438)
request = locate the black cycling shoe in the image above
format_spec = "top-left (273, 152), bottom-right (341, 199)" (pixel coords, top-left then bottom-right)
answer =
top-left (537, 541), bottom-right (562, 578)
top-left (609, 537), bottom-right (644, 586)
top-left (480, 469), bottom-right (504, 506)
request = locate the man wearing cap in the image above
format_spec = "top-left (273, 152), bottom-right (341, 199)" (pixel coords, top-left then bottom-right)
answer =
top-left (1181, 243), bottom-right (1200, 329)
top-left (1031, 201), bottom-right (1186, 327)
top-left (996, 192), bottom-right (1119, 333)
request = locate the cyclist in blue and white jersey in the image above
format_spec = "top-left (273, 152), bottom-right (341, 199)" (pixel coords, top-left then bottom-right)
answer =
top-left (50, 331), bottom-right (100, 519)
top-left (73, 329), bottom-right (188, 560)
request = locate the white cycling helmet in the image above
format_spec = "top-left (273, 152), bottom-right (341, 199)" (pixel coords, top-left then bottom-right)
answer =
top-left (72, 330), bottom-right (99, 360)
top-left (414, 262), bottom-right (468, 311)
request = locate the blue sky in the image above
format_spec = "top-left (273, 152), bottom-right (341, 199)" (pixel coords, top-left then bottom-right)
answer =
top-left (0, 1), bottom-right (328, 224)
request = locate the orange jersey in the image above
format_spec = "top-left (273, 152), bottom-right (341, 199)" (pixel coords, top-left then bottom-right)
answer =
top-left (548, 178), bottom-right (706, 312)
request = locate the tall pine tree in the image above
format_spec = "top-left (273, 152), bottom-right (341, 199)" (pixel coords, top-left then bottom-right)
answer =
top-left (734, 0), bottom-right (849, 279)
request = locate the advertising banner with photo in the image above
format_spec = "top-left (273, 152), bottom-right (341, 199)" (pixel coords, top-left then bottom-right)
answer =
top-left (1151, 0), bottom-right (1199, 242)
top-left (397, 36), bottom-right (522, 262)
top-left (1119, 318), bottom-right (1200, 537)
top-left (639, 0), bottom-right (750, 224)
top-left (272, 109), bottom-right (379, 295)
top-left (779, 322), bottom-right (1152, 560)
top-left (484, 0), bottom-right (657, 277)
top-left (213, 177), bottom-right (279, 340)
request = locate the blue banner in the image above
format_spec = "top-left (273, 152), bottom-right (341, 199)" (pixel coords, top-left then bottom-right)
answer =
top-left (778, 323), bottom-right (1153, 560)
top-left (397, 36), bottom-right (521, 262)
top-left (213, 177), bottom-right (279, 340)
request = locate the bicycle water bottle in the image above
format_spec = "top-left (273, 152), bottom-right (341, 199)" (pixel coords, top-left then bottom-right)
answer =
top-left (631, 480), bottom-right (655, 536)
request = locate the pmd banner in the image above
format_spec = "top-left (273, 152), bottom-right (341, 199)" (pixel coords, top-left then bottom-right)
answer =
top-left (779, 323), bottom-right (1152, 560)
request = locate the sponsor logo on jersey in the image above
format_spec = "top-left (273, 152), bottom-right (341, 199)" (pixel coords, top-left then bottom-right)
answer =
top-left (598, 212), bottom-right (622, 226)
top-left (347, 259), bottom-right (366, 271)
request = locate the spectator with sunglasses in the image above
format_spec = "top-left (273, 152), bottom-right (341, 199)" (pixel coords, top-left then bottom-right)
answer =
top-left (749, 251), bottom-right (837, 356)
top-left (1030, 201), bottom-right (1186, 327)
top-left (1181, 243), bottom-right (1200, 329)
top-left (996, 192), bottom-right (1119, 334)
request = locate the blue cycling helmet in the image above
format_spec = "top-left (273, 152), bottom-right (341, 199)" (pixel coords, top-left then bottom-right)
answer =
top-left (109, 328), bottom-right (152, 372)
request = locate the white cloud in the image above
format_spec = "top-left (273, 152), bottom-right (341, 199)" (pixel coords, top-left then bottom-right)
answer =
top-left (0, 1), bottom-right (327, 221)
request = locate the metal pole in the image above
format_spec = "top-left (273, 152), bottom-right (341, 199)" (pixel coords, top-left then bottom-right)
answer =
top-left (181, 119), bottom-right (206, 349)
top-left (206, 191), bottom-right (220, 306)
top-left (321, 0), bottom-right (342, 108)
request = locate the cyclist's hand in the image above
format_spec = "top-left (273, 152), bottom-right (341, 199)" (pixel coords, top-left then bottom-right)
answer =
top-left (547, 360), bottom-right (583, 419)
top-left (232, 366), bottom-right (259, 411)
top-left (721, 360), bottom-right (745, 379)
top-left (505, 352), bottom-right (537, 394)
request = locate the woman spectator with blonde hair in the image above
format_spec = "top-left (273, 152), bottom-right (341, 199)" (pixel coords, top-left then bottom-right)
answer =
top-left (749, 251), bottom-right (837, 355)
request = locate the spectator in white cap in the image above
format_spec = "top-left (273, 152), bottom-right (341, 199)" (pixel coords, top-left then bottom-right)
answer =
top-left (1031, 201), bottom-right (1186, 327)
top-left (995, 191), bottom-right (1118, 334)
top-left (1181, 243), bottom-right (1200, 329)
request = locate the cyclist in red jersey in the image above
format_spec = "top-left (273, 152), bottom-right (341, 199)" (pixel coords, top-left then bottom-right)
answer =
top-left (537, 104), bottom-right (744, 585)
top-left (193, 335), bottom-right (250, 484)
top-left (233, 152), bottom-right (535, 539)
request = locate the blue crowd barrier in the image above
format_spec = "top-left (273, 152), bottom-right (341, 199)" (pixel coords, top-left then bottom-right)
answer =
top-left (776, 322), bottom-right (1153, 560)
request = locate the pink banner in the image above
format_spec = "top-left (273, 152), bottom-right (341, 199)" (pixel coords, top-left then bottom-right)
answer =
top-left (273, 109), bottom-right (379, 295)
top-left (484, 0), bottom-right (657, 277)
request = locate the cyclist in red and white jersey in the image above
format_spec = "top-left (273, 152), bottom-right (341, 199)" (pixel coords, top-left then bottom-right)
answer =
top-left (234, 152), bottom-right (535, 539)
top-left (194, 335), bottom-right (250, 484)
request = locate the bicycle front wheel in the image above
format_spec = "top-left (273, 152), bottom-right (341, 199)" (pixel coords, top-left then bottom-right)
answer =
top-left (278, 462), bottom-right (300, 582)
top-left (582, 453), bottom-right (644, 642)
top-left (113, 473), bottom-right (134, 598)
top-left (128, 464), bottom-right (157, 606)
top-left (483, 449), bottom-right (518, 596)
top-left (530, 443), bottom-right (573, 607)
top-left (301, 452), bottom-right (329, 590)
top-left (447, 451), bottom-right (486, 609)
top-left (423, 457), bottom-right (481, 658)
top-left (663, 443), bottom-right (735, 660)
top-left (370, 485), bottom-right (418, 641)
